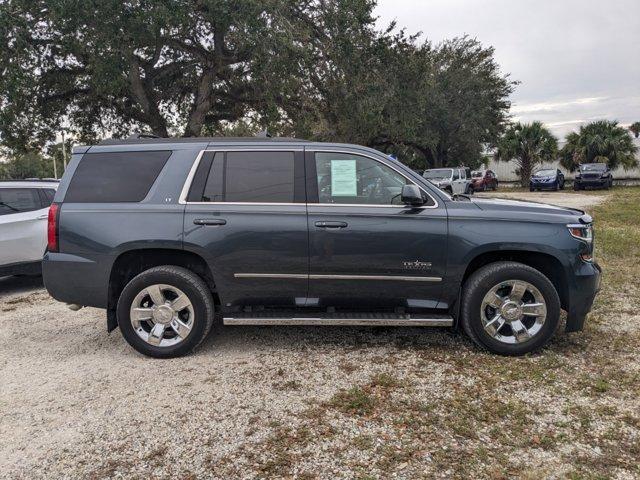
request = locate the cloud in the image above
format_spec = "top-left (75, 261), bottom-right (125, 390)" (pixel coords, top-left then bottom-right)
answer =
top-left (511, 97), bottom-right (608, 115)
top-left (375, 0), bottom-right (640, 138)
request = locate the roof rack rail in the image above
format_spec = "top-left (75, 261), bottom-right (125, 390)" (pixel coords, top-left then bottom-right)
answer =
top-left (125, 132), bottom-right (160, 140)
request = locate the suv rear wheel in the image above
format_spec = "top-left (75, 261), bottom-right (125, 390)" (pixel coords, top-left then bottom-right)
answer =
top-left (117, 266), bottom-right (214, 358)
top-left (461, 261), bottom-right (560, 355)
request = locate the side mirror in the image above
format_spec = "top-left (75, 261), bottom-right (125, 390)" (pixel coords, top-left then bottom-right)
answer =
top-left (401, 184), bottom-right (424, 206)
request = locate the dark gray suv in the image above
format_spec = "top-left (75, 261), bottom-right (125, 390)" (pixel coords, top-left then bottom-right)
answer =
top-left (43, 137), bottom-right (601, 358)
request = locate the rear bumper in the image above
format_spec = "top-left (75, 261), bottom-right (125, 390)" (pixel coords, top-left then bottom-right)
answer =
top-left (42, 252), bottom-right (110, 308)
top-left (565, 261), bottom-right (601, 332)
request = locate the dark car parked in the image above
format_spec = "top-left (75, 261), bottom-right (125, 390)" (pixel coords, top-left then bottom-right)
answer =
top-left (471, 170), bottom-right (498, 191)
top-left (43, 137), bottom-right (601, 358)
top-left (530, 169), bottom-right (565, 191)
top-left (574, 163), bottom-right (613, 190)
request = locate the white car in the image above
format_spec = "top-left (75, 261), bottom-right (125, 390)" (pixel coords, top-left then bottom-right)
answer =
top-left (423, 167), bottom-right (474, 195)
top-left (0, 180), bottom-right (59, 276)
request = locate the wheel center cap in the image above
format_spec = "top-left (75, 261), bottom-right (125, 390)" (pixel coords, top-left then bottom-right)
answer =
top-left (501, 301), bottom-right (522, 321)
top-left (153, 305), bottom-right (174, 325)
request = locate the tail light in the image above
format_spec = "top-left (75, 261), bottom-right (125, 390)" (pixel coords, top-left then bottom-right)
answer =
top-left (47, 203), bottom-right (60, 252)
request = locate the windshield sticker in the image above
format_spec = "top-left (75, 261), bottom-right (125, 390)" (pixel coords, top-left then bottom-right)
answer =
top-left (331, 160), bottom-right (357, 196)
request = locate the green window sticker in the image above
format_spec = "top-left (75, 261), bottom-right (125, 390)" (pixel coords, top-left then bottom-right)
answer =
top-left (331, 159), bottom-right (357, 196)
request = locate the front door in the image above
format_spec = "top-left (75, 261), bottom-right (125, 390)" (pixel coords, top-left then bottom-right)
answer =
top-left (183, 148), bottom-right (309, 308)
top-left (305, 149), bottom-right (448, 310)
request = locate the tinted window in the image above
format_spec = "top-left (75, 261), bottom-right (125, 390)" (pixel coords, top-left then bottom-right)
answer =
top-left (200, 151), bottom-right (295, 203)
top-left (315, 152), bottom-right (419, 206)
top-left (423, 169), bottom-right (452, 179)
top-left (64, 151), bottom-right (171, 202)
top-left (0, 188), bottom-right (42, 215)
top-left (452, 170), bottom-right (460, 180)
top-left (40, 188), bottom-right (56, 207)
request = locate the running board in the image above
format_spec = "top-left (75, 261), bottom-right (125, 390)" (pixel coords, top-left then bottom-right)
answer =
top-left (223, 313), bottom-right (452, 327)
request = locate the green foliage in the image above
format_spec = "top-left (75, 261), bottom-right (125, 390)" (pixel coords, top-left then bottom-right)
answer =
top-left (628, 121), bottom-right (640, 138)
top-left (290, 30), bottom-right (515, 170)
top-left (495, 122), bottom-right (558, 186)
top-left (0, 0), bottom-right (514, 171)
top-left (0, 151), bottom-right (56, 179)
top-left (559, 120), bottom-right (638, 172)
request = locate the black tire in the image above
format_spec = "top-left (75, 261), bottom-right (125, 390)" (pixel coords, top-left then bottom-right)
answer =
top-left (444, 186), bottom-right (453, 195)
top-left (529, 187), bottom-right (534, 192)
top-left (461, 261), bottom-right (561, 356)
top-left (573, 183), bottom-right (580, 191)
top-left (117, 265), bottom-right (215, 358)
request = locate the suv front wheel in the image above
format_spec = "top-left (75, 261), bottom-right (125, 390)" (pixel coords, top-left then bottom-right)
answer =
top-left (461, 261), bottom-right (561, 355)
top-left (117, 266), bottom-right (215, 358)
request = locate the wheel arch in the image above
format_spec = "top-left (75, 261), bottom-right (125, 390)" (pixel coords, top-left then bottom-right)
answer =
top-left (107, 248), bottom-right (218, 331)
top-left (461, 249), bottom-right (569, 312)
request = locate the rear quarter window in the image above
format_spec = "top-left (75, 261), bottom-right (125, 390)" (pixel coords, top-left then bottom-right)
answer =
top-left (64, 151), bottom-right (171, 203)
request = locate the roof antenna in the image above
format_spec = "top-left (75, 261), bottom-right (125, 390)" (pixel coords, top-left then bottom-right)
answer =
top-left (256, 129), bottom-right (272, 138)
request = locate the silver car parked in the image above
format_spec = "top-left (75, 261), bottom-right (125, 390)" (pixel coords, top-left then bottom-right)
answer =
top-left (0, 179), bottom-right (59, 276)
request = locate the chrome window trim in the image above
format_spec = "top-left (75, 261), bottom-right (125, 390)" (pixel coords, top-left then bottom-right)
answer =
top-left (179, 148), bottom-right (439, 209)
top-left (234, 273), bottom-right (442, 282)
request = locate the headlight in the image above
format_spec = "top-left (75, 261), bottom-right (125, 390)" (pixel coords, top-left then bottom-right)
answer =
top-left (568, 224), bottom-right (594, 261)
top-left (568, 224), bottom-right (593, 242)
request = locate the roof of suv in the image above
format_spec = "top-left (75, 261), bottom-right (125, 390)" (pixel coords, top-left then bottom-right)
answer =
top-left (0, 179), bottom-right (60, 188)
top-left (97, 136), bottom-right (310, 146)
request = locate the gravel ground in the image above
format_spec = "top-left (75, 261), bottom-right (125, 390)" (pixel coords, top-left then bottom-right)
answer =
top-left (2, 190), bottom-right (639, 479)
top-left (474, 190), bottom-right (607, 209)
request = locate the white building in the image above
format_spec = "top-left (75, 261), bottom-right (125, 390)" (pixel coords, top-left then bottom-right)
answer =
top-left (484, 137), bottom-right (640, 181)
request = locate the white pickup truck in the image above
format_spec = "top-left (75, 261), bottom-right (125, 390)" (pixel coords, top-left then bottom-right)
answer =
top-left (0, 180), bottom-right (59, 276)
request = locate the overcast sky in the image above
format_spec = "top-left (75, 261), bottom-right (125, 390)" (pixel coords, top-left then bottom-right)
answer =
top-left (375, 0), bottom-right (640, 139)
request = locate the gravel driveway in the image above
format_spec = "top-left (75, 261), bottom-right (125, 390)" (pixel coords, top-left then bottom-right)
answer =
top-left (474, 190), bottom-right (607, 210)
top-left (3, 190), bottom-right (639, 479)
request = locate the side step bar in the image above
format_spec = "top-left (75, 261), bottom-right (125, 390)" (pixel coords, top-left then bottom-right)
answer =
top-left (223, 314), bottom-right (452, 327)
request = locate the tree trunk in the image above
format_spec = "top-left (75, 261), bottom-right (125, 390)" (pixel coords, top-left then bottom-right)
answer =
top-left (183, 68), bottom-right (215, 137)
top-left (519, 156), bottom-right (532, 187)
top-left (127, 55), bottom-right (169, 137)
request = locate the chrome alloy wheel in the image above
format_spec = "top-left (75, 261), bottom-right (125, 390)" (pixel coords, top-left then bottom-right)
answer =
top-left (129, 284), bottom-right (195, 347)
top-left (480, 280), bottom-right (547, 344)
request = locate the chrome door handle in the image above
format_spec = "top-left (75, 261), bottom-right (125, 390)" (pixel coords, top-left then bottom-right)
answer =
top-left (37, 214), bottom-right (49, 220)
top-left (315, 221), bottom-right (348, 229)
top-left (193, 218), bottom-right (227, 226)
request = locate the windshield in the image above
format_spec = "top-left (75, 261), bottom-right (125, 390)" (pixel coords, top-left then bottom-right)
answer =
top-left (424, 169), bottom-right (452, 179)
top-left (580, 163), bottom-right (606, 172)
top-left (533, 169), bottom-right (556, 177)
top-left (471, 171), bottom-right (483, 178)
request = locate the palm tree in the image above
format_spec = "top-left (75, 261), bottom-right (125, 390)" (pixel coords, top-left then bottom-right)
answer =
top-left (630, 121), bottom-right (640, 138)
top-left (495, 122), bottom-right (558, 187)
top-left (560, 120), bottom-right (638, 172)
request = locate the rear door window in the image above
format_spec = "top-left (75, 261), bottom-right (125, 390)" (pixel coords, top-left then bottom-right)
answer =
top-left (191, 151), bottom-right (295, 203)
top-left (0, 188), bottom-right (42, 215)
top-left (39, 188), bottom-right (56, 207)
top-left (64, 151), bottom-right (171, 203)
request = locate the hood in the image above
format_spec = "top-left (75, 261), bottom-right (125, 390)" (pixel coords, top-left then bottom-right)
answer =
top-left (469, 197), bottom-right (588, 220)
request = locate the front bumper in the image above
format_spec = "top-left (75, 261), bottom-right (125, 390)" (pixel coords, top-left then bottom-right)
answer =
top-left (575, 178), bottom-right (608, 188)
top-left (565, 261), bottom-right (601, 332)
top-left (530, 180), bottom-right (557, 190)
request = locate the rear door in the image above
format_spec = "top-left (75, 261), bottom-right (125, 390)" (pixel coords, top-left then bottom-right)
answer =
top-left (182, 147), bottom-right (309, 308)
top-left (305, 149), bottom-right (447, 309)
top-left (0, 187), bottom-right (49, 265)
